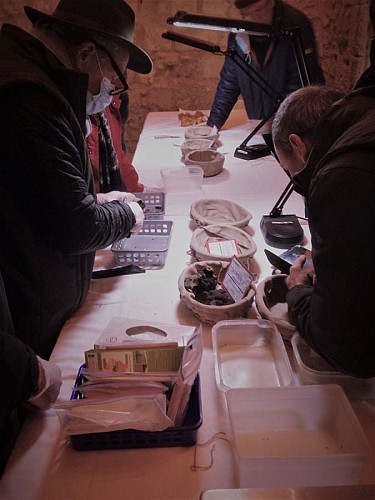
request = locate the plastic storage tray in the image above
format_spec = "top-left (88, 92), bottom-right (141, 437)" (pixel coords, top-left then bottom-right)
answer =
top-left (70, 367), bottom-right (202, 451)
top-left (226, 385), bottom-right (371, 489)
top-left (111, 220), bottom-right (173, 267)
top-left (160, 166), bottom-right (204, 192)
top-left (134, 191), bottom-right (165, 220)
top-left (291, 333), bottom-right (375, 400)
top-left (212, 319), bottom-right (294, 391)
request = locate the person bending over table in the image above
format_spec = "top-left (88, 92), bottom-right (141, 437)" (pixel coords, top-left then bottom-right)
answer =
top-left (0, 0), bottom-right (152, 359)
top-left (272, 85), bottom-right (375, 378)
top-left (0, 272), bottom-right (61, 476)
top-left (207, 0), bottom-right (325, 138)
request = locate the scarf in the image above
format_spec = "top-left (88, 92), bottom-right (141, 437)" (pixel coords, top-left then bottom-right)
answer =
top-left (96, 111), bottom-right (126, 193)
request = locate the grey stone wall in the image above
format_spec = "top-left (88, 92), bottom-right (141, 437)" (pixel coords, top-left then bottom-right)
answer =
top-left (1, 0), bottom-right (372, 156)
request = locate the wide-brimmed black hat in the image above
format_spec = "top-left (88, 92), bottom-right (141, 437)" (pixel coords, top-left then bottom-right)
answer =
top-left (24, 0), bottom-right (152, 74)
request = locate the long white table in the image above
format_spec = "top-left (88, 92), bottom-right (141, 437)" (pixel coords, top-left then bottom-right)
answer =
top-left (1, 110), bottom-right (374, 500)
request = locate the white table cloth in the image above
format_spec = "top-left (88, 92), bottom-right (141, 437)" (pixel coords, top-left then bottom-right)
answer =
top-left (1, 110), bottom-right (373, 500)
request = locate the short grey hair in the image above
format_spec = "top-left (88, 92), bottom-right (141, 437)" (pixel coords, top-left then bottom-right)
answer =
top-left (272, 85), bottom-right (344, 156)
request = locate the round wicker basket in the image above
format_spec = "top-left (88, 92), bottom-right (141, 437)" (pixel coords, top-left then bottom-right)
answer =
top-left (184, 124), bottom-right (219, 142)
top-left (178, 260), bottom-right (256, 325)
top-left (180, 138), bottom-right (217, 157)
top-left (189, 224), bottom-right (257, 268)
top-left (255, 274), bottom-right (296, 339)
top-left (190, 199), bottom-right (252, 229)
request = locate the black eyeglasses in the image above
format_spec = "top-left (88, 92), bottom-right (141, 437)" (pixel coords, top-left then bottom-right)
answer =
top-left (94, 42), bottom-right (129, 95)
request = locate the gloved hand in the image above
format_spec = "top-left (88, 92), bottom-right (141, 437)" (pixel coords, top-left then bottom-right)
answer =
top-left (28, 356), bottom-right (62, 410)
top-left (97, 191), bottom-right (138, 205)
top-left (128, 201), bottom-right (145, 234)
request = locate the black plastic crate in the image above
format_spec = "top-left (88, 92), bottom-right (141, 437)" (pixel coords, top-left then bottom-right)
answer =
top-left (70, 366), bottom-right (202, 451)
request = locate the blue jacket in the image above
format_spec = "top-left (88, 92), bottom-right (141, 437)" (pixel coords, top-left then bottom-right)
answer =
top-left (207, 1), bottom-right (325, 129)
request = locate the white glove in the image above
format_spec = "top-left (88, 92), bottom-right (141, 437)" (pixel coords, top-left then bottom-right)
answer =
top-left (28, 356), bottom-right (62, 410)
top-left (128, 201), bottom-right (145, 234)
top-left (97, 191), bottom-right (138, 205)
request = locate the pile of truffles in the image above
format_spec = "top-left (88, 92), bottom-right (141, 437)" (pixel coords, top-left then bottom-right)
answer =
top-left (184, 265), bottom-right (234, 306)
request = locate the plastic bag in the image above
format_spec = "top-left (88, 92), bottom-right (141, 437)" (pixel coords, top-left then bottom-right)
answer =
top-left (53, 394), bottom-right (173, 435)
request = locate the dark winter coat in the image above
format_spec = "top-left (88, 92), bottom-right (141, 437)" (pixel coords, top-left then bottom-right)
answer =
top-left (287, 85), bottom-right (375, 378)
top-left (0, 25), bottom-right (135, 359)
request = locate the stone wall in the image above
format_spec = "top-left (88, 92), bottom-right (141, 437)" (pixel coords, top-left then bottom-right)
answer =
top-left (1, 0), bottom-right (372, 156)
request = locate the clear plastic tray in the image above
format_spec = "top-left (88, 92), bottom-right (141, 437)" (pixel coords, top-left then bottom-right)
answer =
top-left (226, 385), bottom-right (371, 489)
top-left (212, 319), bottom-right (294, 391)
top-left (291, 333), bottom-right (375, 400)
top-left (111, 220), bottom-right (173, 267)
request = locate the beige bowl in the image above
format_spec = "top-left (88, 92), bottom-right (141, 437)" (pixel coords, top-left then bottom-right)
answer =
top-left (178, 260), bottom-right (256, 325)
top-left (190, 224), bottom-right (257, 268)
top-left (184, 149), bottom-right (225, 177)
top-left (180, 139), bottom-right (217, 157)
top-left (255, 274), bottom-right (296, 340)
top-left (184, 124), bottom-right (219, 142)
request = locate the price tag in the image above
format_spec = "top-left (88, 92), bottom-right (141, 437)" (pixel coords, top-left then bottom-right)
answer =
top-left (206, 238), bottom-right (239, 257)
top-left (222, 256), bottom-right (254, 302)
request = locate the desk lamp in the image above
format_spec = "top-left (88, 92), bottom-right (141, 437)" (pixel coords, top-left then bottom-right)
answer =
top-left (163, 11), bottom-right (308, 248)
top-left (165, 11), bottom-right (310, 157)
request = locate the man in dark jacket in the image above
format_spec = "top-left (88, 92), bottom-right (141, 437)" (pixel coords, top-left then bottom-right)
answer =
top-left (0, 0), bottom-right (152, 359)
top-left (207, 0), bottom-right (325, 131)
top-left (0, 272), bottom-right (61, 476)
top-left (272, 85), bottom-right (375, 378)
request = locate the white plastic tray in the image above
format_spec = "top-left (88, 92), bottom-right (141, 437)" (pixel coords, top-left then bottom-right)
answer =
top-left (291, 333), bottom-right (375, 400)
top-left (226, 385), bottom-right (371, 489)
top-left (212, 319), bottom-right (294, 391)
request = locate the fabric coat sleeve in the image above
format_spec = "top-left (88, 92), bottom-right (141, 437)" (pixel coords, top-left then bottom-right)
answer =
top-left (0, 86), bottom-right (136, 254)
top-left (207, 39), bottom-right (242, 130)
top-left (0, 274), bottom-right (39, 409)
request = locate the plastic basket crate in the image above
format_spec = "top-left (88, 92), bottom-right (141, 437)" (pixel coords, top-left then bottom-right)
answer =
top-left (70, 366), bottom-right (202, 451)
top-left (134, 192), bottom-right (165, 220)
top-left (111, 220), bottom-right (173, 267)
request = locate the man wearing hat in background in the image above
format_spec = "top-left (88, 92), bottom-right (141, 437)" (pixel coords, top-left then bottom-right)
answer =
top-left (207, 0), bottom-right (325, 135)
top-left (0, 0), bottom-right (152, 361)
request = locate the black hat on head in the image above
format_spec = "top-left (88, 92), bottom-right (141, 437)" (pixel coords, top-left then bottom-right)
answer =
top-left (24, 0), bottom-right (152, 74)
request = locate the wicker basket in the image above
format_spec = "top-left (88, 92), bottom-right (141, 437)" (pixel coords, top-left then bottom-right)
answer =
top-left (189, 224), bottom-right (257, 268)
top-left (178, 260), bottom-right (256, 325)
top-left (255, 274), bottom-right (296, 339)
top-left (190, 199), bottom-right (252, 229)
top-left (180, 139), bottom-right (217, 157)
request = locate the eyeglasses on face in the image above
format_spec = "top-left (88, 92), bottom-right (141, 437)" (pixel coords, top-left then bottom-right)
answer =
top-left (94, 42), bottom-right (129, 95)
